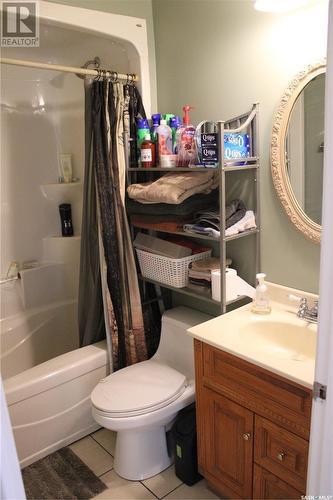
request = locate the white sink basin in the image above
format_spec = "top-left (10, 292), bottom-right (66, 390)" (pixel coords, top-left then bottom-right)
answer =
top-left (239, 320), bottom-right (316, 361)
top-left (188, 285), bottom-right (318, 388)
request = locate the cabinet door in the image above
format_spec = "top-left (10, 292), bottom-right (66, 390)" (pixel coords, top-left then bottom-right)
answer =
top-left (254, 415), bottom-right (308, 492)
top-left (203, 388), bottom-right (254, 499)
top-left (253, 464), bottom-right (303, 499)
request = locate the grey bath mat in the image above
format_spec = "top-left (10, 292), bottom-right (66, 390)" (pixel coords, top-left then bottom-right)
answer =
top-left (22, 447), bottom-right (107, 500)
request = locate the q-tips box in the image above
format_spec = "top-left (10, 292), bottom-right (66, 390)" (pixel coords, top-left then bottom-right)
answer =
top-left (200, 132), bottom-right (251, 166)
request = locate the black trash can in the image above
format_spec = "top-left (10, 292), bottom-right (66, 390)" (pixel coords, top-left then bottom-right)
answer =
top-left (171, 403), bottom-right (202, 485)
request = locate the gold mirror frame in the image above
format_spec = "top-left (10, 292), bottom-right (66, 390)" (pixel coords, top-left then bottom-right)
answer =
top-left (271, 61), bottom-right (326, 244)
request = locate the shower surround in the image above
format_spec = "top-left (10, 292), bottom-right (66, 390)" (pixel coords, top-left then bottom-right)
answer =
top-left (0, 1), bottom-right (150, 467)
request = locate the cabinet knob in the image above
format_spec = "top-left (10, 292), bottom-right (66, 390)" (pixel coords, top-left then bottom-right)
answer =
top-left (277, 451), bottom-right (286, 461)
top-left (243, 432), bottom-right (252, 441)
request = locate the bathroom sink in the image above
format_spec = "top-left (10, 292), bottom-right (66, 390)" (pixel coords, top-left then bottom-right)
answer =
top-left (187, 282), bottom-right (318, 388)
top-left (239, 319), bottom-right (316, 361)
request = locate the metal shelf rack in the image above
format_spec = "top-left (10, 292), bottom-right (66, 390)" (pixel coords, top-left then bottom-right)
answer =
top-left (127, 103), bottom-right (260, 315)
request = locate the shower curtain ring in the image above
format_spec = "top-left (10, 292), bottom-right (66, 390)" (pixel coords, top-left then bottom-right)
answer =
top-left (126, 73), bottom-right (133, 85)
top-left (111, 71), bottom-right (119, 83)
top-left (94, 68), bottom-right (102, 80)
top-left (101, 69), bottom-right (107, 80)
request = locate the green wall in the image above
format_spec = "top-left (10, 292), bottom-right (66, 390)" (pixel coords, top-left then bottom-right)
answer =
top-left (152, 0), bottom-right (328, 293)
top-left (47, 0), bottom-right (157, 111)
top-left (48, 0), bottom-right (327, 293)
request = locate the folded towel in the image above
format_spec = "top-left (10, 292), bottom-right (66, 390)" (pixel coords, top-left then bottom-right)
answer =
top-left (182, 199), bottom-right (246, 238)
top-left (188, 278), bottom-right (211, 288)
top-left (225, 210), bottom-right (256, 236)
top-left (183, 224), bottom-right (220, 239)
top-left (127, 171), bottom-right (219, 205)
top-left (188, 269), bottom-right (212, 280)
top-left (126, 189), bottom-right (218, 217)
top-left (190, 257), bottom-right (232, 272)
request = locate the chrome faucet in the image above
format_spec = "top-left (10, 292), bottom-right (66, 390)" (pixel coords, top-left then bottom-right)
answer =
top-left (289, 295), bottom-right (318, 323)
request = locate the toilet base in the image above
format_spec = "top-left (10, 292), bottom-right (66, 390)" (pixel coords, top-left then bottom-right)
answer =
top-left (114, 426), bottom-right (172, 480)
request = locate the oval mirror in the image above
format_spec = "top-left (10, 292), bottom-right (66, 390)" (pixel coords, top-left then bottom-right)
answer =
top-left (271, 61), bottom-right (325, 244)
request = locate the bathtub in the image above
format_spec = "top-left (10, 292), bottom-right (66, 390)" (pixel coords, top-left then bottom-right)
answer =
top-left (1, 300), bottom-right (108, 468)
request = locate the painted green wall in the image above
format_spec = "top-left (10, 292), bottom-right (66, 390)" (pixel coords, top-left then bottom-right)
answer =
top-left (47, 0), bottom-right (157, 111)
top-left (152, 0), bottom-right (328, 293)
top-left (47, 0), bottom-right (327, 294)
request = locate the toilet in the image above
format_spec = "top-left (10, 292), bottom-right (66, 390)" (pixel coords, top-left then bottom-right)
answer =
top-left (91, 306), bottom-right (211, 481)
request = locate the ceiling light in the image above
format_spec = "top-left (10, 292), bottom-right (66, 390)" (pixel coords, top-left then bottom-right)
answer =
top-left (254, 0), bottom-right (308, 12)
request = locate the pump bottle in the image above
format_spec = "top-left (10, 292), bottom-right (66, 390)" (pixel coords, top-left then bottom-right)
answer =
top-left (176, 106), bottom-right (197, 167)
top-left (251, 273), bottom-right (271, 314)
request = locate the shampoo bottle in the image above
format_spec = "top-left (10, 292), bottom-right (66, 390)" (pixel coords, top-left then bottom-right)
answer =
top-left (176, 106), bottom-right (197, 167)
top-left (137, 119), bottom-right (150, 165)
top-left (251, 273), bottom-right (271, 314)
top-left (140, 133), bottom-right (156, 168)
top-left (59, 203), bottom-right (74, 237)
top-left (169, 116), bottom-right (181, 153)
top-left (150, 114), bottom-right (161, 144)
top-left (156, 119), bottom-right (173, 167)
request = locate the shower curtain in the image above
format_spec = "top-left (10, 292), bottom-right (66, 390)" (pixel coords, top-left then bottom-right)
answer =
top-left (79, 78), bottom-right (158, 371)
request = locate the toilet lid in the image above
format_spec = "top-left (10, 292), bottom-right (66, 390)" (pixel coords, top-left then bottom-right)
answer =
top-left (91, 360), bottom-right (187, 416)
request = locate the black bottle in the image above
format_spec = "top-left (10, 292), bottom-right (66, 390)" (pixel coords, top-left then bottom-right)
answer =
top-left (59, 203), bottom-right (74, 237)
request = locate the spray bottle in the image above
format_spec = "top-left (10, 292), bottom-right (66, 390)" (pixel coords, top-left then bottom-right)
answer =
top-left (176, 106), bottom-right (197, 167)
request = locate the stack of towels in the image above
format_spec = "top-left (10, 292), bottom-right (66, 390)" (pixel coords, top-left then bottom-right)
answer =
top-left (183, 200), bottom-right (256, 238)
top-left (188, 257), bottom-right (232, 290)
top-left (127, 172), bottom-right (256, 237)
top-left (127, 170), bottom-right (219, 205)
top-left (127, 171), bottom-right (219, 232)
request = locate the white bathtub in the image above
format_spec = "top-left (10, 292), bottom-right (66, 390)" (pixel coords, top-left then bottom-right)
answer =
top-left (1, 300), bottom-right (108, 468)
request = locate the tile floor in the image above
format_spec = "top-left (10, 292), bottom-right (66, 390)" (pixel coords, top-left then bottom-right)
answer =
top-left (69, 428), bottom-right (221, 500)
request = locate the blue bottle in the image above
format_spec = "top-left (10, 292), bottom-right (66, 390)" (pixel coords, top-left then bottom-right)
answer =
top-left (137, 118), bottom-right (150, 165)
top-left (169, 116), bottom-right (181, 153)
top-left (150, 114), bottom-right (161, 144)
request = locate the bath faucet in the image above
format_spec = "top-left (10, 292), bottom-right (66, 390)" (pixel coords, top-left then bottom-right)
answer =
top-left (288, 295), bottom-right (318, 324)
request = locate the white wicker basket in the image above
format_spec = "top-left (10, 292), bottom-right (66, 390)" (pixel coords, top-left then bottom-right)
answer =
top-left (136, 248), bottom-right (212, 288)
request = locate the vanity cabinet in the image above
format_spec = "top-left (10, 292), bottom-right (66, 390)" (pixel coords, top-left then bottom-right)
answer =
top-left (194, 340), bottom-right (312, 499)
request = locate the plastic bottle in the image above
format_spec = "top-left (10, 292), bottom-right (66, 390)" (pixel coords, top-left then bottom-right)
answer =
top-left (176, 106), bottom-right (197, 167)
top-left (156, 119), bottom-right (173, 167)
top-left (162, 113), bottom-right (175, 124)
top-left (59, 203), bottom-right (74, 237)
top-left (137, 118), bottom-right (150, 165)
top-left (169, 116), bottom-right (181, 153)
top-left (251, 273), bottom-right (271, 314)
top-left (140, 133), bottom-right (156, 168)
top-left (150, 114), bottom-right (161, 144)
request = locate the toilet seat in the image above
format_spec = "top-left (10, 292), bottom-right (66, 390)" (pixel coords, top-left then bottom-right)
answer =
top-left (91, 360), bottom-right (187, 418)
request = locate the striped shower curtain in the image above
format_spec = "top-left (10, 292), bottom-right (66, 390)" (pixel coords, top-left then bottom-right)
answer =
top-left (79, 78), bottom-right (149, 371)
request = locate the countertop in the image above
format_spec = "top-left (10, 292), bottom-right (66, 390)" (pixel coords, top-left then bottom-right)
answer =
top-left (187, 296), bottom-right (317, 389)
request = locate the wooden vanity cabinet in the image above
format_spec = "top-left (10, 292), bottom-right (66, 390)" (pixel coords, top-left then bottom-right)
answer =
top-left (194, 340), bottom-right (312, 499)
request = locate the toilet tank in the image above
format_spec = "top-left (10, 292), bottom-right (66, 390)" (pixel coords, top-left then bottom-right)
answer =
top-left (152, 306), bottom-right (212, 380)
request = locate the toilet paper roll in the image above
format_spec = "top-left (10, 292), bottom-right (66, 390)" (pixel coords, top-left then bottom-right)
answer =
top-left (211, 268), bottom-right (255, 302)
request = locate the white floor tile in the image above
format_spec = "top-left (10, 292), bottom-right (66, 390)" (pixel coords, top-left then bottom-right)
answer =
top-left (94, 470), bottom-right (156, 499)
top-left (92, 428), bottom-right (117, 456)
top-left (164, 479), bottom-right (221, 499)
top-left (70, 436), bottom-right (114, 476)
top-left (142, 465), bottom-right (182, 498)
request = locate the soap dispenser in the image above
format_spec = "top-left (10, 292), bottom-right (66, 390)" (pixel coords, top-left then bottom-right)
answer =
top-left (251, 273), bottom-right (271, 314)
top-left (176, 106), bottom-right (197, 167)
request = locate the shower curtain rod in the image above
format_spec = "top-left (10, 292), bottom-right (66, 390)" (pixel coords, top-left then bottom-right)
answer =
top-left (0, 57), bottom-right (139, 82)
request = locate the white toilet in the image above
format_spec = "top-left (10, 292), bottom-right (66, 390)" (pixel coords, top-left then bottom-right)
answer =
top-left (91, 306), bottom-right (211, 481)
